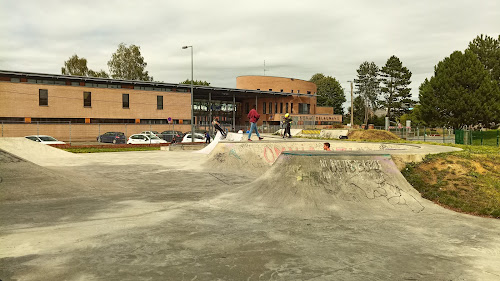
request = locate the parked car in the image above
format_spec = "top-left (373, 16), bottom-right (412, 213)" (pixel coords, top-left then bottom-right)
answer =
top-left (127, 134), bottom-right (167, 145)
top-left (160, 130), bottom-right (184, 142)
top-left (181, 132), bottom-right (206, 143)
top-left (25, 135), bottom-right (66, 145)
top-left (97, 132), bottom-right (126, 144)
top-left (140, 131), bottom-right (161, 137)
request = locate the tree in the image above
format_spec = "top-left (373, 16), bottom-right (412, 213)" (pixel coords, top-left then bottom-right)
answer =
top-left (354, 61), bottom-right (380, 126)
top-left (88, 69), bottom-right (110, 78)
top-left (107, 43), bottom-right (153, 81)
top-left (380, 55), bottom-right (413, 121)
top-left (399, 104), bottom-right (426, 126)
top-left (309, 73), bottom-right (346, 115)
top-left (419, 50), bottom-right (500, 128)
top-left (61, 55), bottom-right (89, 76)
top-left (467, 34), bottom-right (500, 84)
top-left (180, 79), bottom-right (211, 86)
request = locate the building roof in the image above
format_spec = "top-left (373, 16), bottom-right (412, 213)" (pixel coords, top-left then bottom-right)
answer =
top-left (0, 70), bottom-right (317, 102)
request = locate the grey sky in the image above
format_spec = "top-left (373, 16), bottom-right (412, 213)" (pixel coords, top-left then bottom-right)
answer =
top-left (1, 0), bottom-right (499, 109)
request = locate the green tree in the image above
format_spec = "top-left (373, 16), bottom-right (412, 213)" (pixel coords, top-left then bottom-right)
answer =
top-left (419, 50), bottom-right (500, 128)
top-left (380, 55), bottom-right (413, 121)
top-left (399, 104), bottom-right (426, 126)
top-left (61, 55), bottom-right (89, 76)
top-left (180, 79), bottom-right (211, 86)
top-left (309, 73), bottom-right (346, 115)
top-left (354, 61), bottom-right (380, 125)
top-left (467, 34), bottom-right (500, 84)
top-left (107, 43), bottom-right (153, 81)
top-left (62, 54), bottom-right (109, 78)
top-left (88, 69), bottom-right (110, 78)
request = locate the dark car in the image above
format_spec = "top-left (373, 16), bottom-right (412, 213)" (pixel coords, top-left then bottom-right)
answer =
top-left (97, 132), bottom-right (126, 144)
top-left (160, 130), bottom-right (184, 142)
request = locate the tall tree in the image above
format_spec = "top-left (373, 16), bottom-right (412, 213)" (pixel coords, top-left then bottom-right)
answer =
top-left (61, 55), bottom-right (89, 76)
top-left (354, 61), bottom-right (380, 126)
top-left (107, 43), bottom-right (153, 81)
top-left (419, 50), bottom-right (500, 128)
top-left (467, 34), bottom-right (500, 84)
top-left (309, 73), bottom-right (346, 115)
top-left (88, 69), bottom-right (110, 78)
top-left (380, 55), bottom-right (413, 121)
top-left (180, 79), bottom-right (210, 86)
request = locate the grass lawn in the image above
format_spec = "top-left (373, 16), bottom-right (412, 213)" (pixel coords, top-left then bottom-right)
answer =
top-left (63, 146), bottom-right (161, 153)
top-left (402, 145), bottom-right (500, 218)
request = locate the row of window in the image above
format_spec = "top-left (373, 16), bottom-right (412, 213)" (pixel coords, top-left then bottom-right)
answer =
top-left (258, 102), bottom-right (310, 115)
top-left (10, 77), bottom-right (189, 92)
top-left (255, 88), bottom-right (313, 95)
top-left (38, 89), bottom-right (164, 109)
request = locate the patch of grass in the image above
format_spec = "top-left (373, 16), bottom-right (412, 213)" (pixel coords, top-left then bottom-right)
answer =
top-left (402, 145), bottom-right (500, 218)
top-left (63, 147), bottom-right (161, 153)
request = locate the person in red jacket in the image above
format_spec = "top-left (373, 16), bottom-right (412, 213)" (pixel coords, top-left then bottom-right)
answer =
top-left (247, 105), bottom-right (263, 141)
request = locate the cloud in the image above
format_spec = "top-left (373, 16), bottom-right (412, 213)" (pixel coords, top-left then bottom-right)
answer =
top-left (1, 0), bottom-right (499, 106)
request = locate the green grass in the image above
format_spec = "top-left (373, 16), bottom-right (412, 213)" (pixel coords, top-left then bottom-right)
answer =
top-left (402, 145), bottom-right (500, 218)
top-left (63, 146), bottom-right (161, 153)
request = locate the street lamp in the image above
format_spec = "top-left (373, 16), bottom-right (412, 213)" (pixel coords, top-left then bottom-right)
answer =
top-left (182, 45), bottom-right (194, 142)
top-left (347, 80), bottom-right (354, 127)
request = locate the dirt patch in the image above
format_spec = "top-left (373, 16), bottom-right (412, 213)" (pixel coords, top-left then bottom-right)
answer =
top-left (348, 129), bottom-right (400, 141)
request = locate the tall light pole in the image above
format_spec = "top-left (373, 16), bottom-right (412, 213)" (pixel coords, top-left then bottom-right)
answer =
top-left (182, 45), bottom-right (194, 142)
top-left (347, 80), bottom-right (354, 127)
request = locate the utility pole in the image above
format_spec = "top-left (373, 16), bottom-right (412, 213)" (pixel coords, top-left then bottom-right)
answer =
top-left (348, 80), bottom-right (354, 127)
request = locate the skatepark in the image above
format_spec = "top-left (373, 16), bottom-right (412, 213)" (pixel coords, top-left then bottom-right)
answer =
top-left (1, 135), bottom-right (500, 281)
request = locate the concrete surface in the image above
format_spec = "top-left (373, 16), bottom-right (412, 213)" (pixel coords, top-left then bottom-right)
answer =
top-left (1, 137), bottom-right (499, 281)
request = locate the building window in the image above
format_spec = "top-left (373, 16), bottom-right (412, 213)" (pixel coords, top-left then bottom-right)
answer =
top-left (269, 89), bottom-right (272, 91)
top-left (297, 90), bottom-right (300, 93)
top-left (83, 92), bottom-right (91, 107)
top-left (123, 94), bottom-right (129, 108)
top-left (280, 103), bottom-right (283, 113)
top-left (291, 90), bottom-right (294, 93)
top-left (291, 103), bottom-right (293, 113)
top-left (275, 102), bottom-right (278, 114)
top-left (11, 78), bottom-right (20, 83)
top-left (256, 89), bottom-right (260, 91)
top-left (285, 103), bottom-right (289, 113)
top-left (262, 102), bottom-right (266, 114)
top-left (39, 89), bottom-right (48, 106)
top-left (307, 91), bottom-right (311, 94)
top-left (280, 89), bottom-right (283, 92)
top-left (299, 103), bottom-right (310, 114)
top-left (269, 102), bottom-right (272, 114)
top-left (157, 95), bottom-right (163, 110)
top-left (245, 102), bottom-right (249, 113)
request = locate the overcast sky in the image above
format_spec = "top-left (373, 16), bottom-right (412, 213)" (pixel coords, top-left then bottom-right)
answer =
top-left (1, 0), bottom-right (499, 109)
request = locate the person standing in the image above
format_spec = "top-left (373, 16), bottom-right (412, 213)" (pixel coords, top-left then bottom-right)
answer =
top-left (247, 105), bottom-right (263, 141)
top-left (205, 131), bottom-right (210, 144)
top-left (212, 117), bottom-right (226, 138)
top-left (283, 113), bottom-right (292, 138)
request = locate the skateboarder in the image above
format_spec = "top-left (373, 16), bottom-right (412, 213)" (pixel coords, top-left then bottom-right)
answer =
top-left (247, 105), bottom-right (263, 141)
top-left (212, 117), bottom-right (226, 138)
top-left (282, 113), bottom-right (292, 138)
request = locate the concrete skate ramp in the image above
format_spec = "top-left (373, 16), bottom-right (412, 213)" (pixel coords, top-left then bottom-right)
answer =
top-left (228, 151), bottom-right (426, 216)
top-left (0, 137), bottom-right (77, 166)
top-left (194, 132), bottom-right (244, 154)
top-left (206, 140), bottom-right (442, 175)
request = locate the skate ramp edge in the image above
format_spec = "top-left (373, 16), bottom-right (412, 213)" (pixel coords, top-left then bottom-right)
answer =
top-left (227, 151), bottom-right (427, 216)
top-left (0, 137), bottom-right (77, 165)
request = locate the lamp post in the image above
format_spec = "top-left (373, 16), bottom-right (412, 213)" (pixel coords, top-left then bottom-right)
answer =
top-left (347, 80), bottom-right (354, 127)
top-left (182, 45), bottom-right (194, 142)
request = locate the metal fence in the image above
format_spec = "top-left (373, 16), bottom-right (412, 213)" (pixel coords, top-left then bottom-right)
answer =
top-left (388, 127), bottom-right (456, 144)
top-left (455, 129), bottom-right (500, 146)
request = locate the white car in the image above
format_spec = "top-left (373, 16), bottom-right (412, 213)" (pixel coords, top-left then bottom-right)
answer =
top-left (127, 134), bottom-right (167, 144)
top-left (25, 135), bottom-right (66, 145)
top-left (140, 131), bottom-right (160, 137)
top-left (181, 133), bottom-right (206, 143)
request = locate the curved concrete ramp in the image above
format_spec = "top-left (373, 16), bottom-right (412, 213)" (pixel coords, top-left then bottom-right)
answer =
top-left (205, 140), bottom-right (452, 175)
top-left (227, 151), bottom-right (426, 216)
top-left (0, 137), bottom-right (77, 166)
top-left (194, 132), bottom-right (244, 154)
